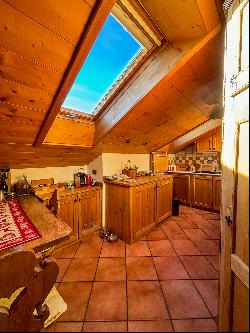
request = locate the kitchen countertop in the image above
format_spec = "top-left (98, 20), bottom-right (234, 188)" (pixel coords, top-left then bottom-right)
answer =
top-left (166, 171), bottom-right (221, 176)
top-left (0, 196), bottom-right (72, 256)
top-left (104, 175), bottom-right (173, 187)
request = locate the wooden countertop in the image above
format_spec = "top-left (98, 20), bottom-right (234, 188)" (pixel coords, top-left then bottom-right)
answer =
top-left (34, 185), bottom-right (102, 202)
top-left (0, 196), bottom-right (72, 256)
top-left (104, 175), bottom-right (173, 187)
top-left (166, 171), bottom-right (221, 176)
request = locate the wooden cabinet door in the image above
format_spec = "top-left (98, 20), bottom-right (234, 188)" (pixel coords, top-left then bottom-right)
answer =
top-left (156, 178), bottom-right (173, 223)
top-left (173, 175), bottom-right (190, 204)
top-left (219, 0), bottom-right (249, 331)
top-left (212, 130), bottom-right (222, 152)
top-left (78, 189), bottom-right (102, 238)
top-left (131, 183), bottom-right (156, 241)
top-left (57, 194), bottom-right (78, 239)
top-left (191, 175), bottom-right (213, 209)
top-left (212, 176), bottom-right (221, 211)
top-left (196, 136), bottom-right (212, 152)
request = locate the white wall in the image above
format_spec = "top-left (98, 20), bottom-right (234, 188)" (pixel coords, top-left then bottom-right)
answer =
top-left (11, 165), bottom-right (87, 184)
top-left (87, 155), bottom-right (103, 183)
top-left (102, 153), bottom-right (150, 176)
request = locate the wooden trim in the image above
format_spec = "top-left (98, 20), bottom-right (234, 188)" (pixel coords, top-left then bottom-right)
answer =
top-left (231, 254), bottom-right (249, 288)
top-left (35, 0), bottom-right (116, 146)
top-left (94, 24), bottom-right (222, 144)
top-left (159, 119), bottom-right (222, 153)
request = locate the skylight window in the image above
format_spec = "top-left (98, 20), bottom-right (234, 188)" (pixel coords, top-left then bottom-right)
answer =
top-left (62, 14), bottom-right (145, 115)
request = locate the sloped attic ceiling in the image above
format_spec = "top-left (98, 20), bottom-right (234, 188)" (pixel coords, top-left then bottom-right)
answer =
top-left (0, 0), bottom-right (224, 168)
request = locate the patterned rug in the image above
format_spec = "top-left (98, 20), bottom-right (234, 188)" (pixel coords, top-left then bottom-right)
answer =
top-left (0, 199), bottom-right (41, 251)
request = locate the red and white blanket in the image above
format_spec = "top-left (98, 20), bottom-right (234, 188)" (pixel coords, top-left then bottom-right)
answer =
top-left (0, 199), bottom-right (40, 251)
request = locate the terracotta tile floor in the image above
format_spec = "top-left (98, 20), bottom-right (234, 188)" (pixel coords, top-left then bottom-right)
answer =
top-left (46, 205), bottom-right (220, 332)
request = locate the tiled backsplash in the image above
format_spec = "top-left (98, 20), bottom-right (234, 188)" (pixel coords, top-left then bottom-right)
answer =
top-left (168, 151), bottom-right (221, 168)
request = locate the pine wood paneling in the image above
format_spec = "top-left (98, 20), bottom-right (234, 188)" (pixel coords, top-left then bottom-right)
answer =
top-left (94, 27), bottom-right (223, 154)
top-left (4, 0), bottom-right (94, 45)
top-left (0, 1), bottom-right (74, 73)
top-left (44, 117), bottom-right (95, 147)
top-left (140, 0), bottom-right (207, 40)
top-left (0, 79), bottom-right (53, 111)
top-left (0, 49), bottom-right (62, 94)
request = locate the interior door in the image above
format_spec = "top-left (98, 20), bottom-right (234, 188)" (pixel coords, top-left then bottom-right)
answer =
top-left (219, 0), bottom-right (249, 331)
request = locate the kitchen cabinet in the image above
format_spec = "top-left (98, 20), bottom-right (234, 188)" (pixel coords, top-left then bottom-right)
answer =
top-left (131, 182), bottom-right (156, 240)
top-left (50, 187), bottom-right (102, 242)
top-left (170, 172), bottom-right (221, 211)
top-left (105, 176), bottom-right (172, 244)
top-left (151, 152), bottom-right (168, 172)
top-left (173, 174), bottom-right (190, 204)
top-left (196, 128), bottom-right (222, 152)
top-left (191, 175), bottom-right (213, 209)
top-left (156, 178), bottom-right (173, 223)
top-left (212, 176), bottom-right (221, 211)
top-left (78, 187), bottom-right (102, 238)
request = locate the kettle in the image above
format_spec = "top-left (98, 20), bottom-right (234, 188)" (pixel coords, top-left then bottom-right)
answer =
top-left (85, 175), bottom-right (92, 186)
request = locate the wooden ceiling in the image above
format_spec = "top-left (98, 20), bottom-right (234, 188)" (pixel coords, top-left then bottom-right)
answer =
top-left (0, 0), bottom-right (225, 168)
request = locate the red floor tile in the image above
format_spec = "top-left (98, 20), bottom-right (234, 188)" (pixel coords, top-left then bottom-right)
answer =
top-left (75, 240), bottom-right (102, 258)
top-left (183, 228), bottom-right (209, 240)
top-left (153, 256), bottom-right (189, 280)
top-left (127, 281), bottom-right (169, 320)
top-left (53, 243), bottom-right (80, 259)
top-left (192, 240), bottom-right (220, 255)
top-left (193, 280), bottom-right (219, 317)
top-left (172, 318), bottom-right (217, 332)
top-left (57, 282), bottom-right (92, 321)
top-left (82, 321), bottom-right (127, 332)
top-left (126, 257), bottom-right (158, 280)
top-left (171, 240), bottom-right (201, 255)
top-left (172, 213), bottom-right (187, 220)
top-left (95, 258), bottom-right (126, 281)
top-left (146, 226), bottom-right (168, 240)
top-left (148, 240), bottom-right (177, 256)
top-left (205, 255), bottom-right (220, 271)
top-left (174, 219), bottom-right (198, 229)
top-left (128, 320), bottom-right (173, 332)
top-left (53, 322), bottom-right (83, 332)
top-left (199, 212), bottom-right (220, 220)
top-left (192, 219), bottom-right (212, 230)
top-left (85, 282), bottom-right (127, 321)
top-left (184, 212), bottom-right (204, 221)
top-left (179, 206), bottom-right (193, 214)
top-left (100, 240), bottom-right (125, 258)
top-left (202, 227), bottom-right (221, 239)
top-left (161, 221), bottom-right (189, 240)
top-left (161, 280), bottom-right (211, 319)
top-left (62, 258), bottom-right (98, 282)
top-left (55, 259), bottom-right (71, 282)
top-left (126, 241), bottom-right (151, 256)
top-left (180, 256), bottom-right (219, 279)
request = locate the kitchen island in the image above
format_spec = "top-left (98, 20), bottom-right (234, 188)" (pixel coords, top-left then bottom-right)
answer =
top-left (105, 175), bottom-right (173, 244)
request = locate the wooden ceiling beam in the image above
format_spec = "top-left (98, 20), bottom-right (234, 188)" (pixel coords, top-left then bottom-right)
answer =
top-left (159, 119), bottom-right (222, 153)
top-left (94, 24), bottom-right (221, 145)
top-left (34, 0), bottom-right (116, 147)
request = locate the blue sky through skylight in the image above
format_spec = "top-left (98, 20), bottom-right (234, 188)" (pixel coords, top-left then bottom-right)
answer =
top-left (63, 14), bottom-right (143, 114)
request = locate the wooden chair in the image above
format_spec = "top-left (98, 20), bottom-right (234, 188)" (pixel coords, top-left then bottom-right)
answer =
top-left (0, 247), bottom-right (59, 332)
